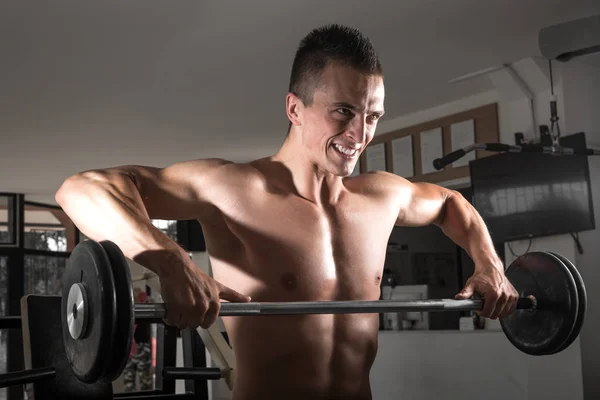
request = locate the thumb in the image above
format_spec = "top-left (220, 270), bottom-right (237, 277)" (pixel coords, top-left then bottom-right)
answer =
top-left (455, 283), bottom-right (475, 300)
top-left (219, 285), bottom-right (252, 303)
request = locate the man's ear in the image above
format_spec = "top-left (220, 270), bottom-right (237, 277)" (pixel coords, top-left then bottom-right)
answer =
top-left (286, 92), bottom-right (303, 127)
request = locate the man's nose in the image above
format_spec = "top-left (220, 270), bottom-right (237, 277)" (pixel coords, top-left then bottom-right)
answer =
top-left (346, 117), bottom-right (367, 144)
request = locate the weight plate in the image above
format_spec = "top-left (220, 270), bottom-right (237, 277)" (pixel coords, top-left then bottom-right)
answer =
top-left (100, 240), bottom-right (135, 381)
top-left (500, 251), bottom-right (578, 356)
top-left (61, 240), bottom-right (117, 382)
top-left (546, 252), bottom-right (587, 354)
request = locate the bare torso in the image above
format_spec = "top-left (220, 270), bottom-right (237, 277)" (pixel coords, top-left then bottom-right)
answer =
top-left (200, 160), bottom-right (400, 400)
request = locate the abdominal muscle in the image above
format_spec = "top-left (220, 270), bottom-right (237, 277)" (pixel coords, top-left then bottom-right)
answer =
top-left (223, 312), bottom-right (380, 400)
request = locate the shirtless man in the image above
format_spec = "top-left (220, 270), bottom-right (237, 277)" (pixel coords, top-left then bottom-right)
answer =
top-left (56, 25), bottom-right (519, 400)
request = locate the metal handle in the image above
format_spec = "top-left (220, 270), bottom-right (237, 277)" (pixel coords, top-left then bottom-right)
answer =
top-left (0, 367), bottom-right (55, 388)
top-left (134, 296), bottom-right (536, 320)
top-left (0, 316), bottom-right (22, 330)
top-left (162, 367), bottom-right (222, 380)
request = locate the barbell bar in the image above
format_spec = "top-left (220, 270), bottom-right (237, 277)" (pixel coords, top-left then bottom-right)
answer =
top-left (60, 239), bottom-right (586, 385)
top-left (131, 297), bottom-right (536, 320)
top-left (73, 288), bottom-right (538, 336)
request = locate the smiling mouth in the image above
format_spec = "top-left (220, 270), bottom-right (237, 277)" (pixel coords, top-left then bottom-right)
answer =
top-left (332, 143), bottom-right (359, 158)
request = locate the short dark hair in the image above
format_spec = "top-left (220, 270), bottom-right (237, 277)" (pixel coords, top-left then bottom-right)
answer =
top-left (288, 24), bottom-right (383, 106)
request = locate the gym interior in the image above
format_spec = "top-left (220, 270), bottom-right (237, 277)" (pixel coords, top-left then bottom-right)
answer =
top-left (1, 2), bottom-right (600, 400)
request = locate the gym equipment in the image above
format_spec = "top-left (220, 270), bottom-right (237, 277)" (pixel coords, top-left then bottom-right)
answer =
top-left (0, 367), bottom-right (55, 388)
top-left (0, 316), bottom-right (22, 329)
top-left (433, 141), bottom-right (600, 171)
top-left (59, 239), bottom-right (586, 384)
top-left (101, 240), bottom-right (135, 382)
top-left (162, 367), bottom-right (222, 381)
top-left (499, 252), bottom-right (584, 355)
top-left (61, 239), bottom-right (118, 383)
top-left (0, 295), bottom-right (113, 398)
top-left (546, 252), bottom-right (587, 355)
top-left (539, 13), bottom-right (600, 62)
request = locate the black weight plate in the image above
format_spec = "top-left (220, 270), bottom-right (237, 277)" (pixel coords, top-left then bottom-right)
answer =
top-left (100, 240), bottom-right (135, 381)
top-left (547, 252), bottom-right (587, 354)
top-left (499, 251), bottom-right (578, 356)
top-left (61, 240), bottom-right (117, 382)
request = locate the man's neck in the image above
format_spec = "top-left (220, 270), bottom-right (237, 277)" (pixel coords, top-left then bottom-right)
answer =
top-left (271, 134), bottom-right (344, 206)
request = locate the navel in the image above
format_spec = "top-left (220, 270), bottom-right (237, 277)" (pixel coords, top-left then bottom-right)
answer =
top-left (280, 272), bottom-right (298, 291)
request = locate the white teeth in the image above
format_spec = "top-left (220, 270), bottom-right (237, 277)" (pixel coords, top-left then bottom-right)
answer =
top-left (334, 144), bottom-right (357, 156)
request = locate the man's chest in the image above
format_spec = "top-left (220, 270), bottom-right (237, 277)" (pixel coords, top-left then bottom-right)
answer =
top-left (210, 191), bottom-right (398, 298)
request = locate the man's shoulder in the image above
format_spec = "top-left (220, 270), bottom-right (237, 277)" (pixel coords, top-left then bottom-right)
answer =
top-left (345, 170), bottom-right (411, 196)
top-left (348, 171), bottom-right (435, 213)
top-left (186, 158), bottom-right (268, 191)
top-left (180, 159), bottom-right (268, 218)
top-left (179, 158), bottom-right (263, 179)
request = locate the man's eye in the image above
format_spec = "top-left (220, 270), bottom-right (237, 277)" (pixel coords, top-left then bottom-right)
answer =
top-left (336, 108), bottom-right (352, 116)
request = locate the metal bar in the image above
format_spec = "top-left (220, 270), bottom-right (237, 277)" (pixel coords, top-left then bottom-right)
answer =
top-left (114, 390), bottom-right (164, 398)
top-left (162, 367), bottom-right (222, 381)
top-left (0, 316), bottom-right (21, 330)
top-left (195, 325), bottom-right (235, 391)
top-left (135, 297), bottom-right (535, 318)
top-left (23, 201), bottom-right (63, 210)
top-left (114, 394), bottom-right (196, 400)
top-left (0, 367), bottom-right (55, 388)
top-left (8, 194), bottom-right (25, 400)
top-left (181, 329), bottom-right (210, 399)
top-left (154, 324), bottom-right (176, 393)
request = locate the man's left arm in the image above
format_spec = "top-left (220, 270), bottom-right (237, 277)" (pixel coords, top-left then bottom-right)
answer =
top-left (395, 180), bottom-right (519, 319)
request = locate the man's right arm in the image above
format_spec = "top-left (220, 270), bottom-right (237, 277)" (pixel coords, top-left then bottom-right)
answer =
top-left (55, 158), bottom-right (250, 329)
top-left (55, 158), bottom-right (226, 272)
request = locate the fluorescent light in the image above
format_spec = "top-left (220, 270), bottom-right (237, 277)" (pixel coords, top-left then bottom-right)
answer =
top-left (448, 64), bottom-right (507, 84)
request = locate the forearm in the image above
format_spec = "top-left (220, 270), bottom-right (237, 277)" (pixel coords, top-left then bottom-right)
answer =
top-left (55, 169), bottom-right (187, 276)
top-left (437, 192), bottom-right (503, 271)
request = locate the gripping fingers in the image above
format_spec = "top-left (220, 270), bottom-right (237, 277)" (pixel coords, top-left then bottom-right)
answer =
top-left (496, 284), bottom-right (519, 319)
top-left (491, 293), bottom-right (509, 320)
top-left (501, 293), bottom-right (519, 318)
top-left (178, 313), bottom-right (192, 330)
top-left (481, 291), bottom-right (499, 319)
top-left (190, 300), bottom-right (209, 330)
top-left (163, 305), bottom-right (178, 327)
top-left (200, 301), bottom-right (220, 329)
top-left (189, 308), bottom-right (205, 330)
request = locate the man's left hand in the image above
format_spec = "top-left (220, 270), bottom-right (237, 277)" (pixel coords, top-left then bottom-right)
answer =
top-left (455, 264), bottom-right (519, 319)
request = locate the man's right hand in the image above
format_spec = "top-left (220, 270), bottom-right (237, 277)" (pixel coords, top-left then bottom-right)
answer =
top-left (159, 261), bottom-right (251, 330)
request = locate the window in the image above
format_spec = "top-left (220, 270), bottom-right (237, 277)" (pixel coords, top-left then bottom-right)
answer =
top-left (0, 256), bottom-right (7, 400)
top-left (0, 257), bottom-right (6, 317)
top-left (152, 220), bottom-right (177, 241)
top-left (0, 196), bottom-right (15, 245)
top-left (24, 255), bottom-right (67, 296)
top-left (24, 205), bottom-right (68, 252)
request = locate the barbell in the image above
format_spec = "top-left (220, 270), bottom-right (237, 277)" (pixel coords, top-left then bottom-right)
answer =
top-left (60, 239), bottom-right (586, 384)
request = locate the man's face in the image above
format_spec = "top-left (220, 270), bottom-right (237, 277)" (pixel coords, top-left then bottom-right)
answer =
top-left (297, 63), bottom-right (385, 177)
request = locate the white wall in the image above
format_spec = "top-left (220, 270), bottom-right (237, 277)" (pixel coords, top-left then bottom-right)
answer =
top-left (560, 58), bottom-right (600, 400)
top-left (371, 331), bottom-right (583, 400)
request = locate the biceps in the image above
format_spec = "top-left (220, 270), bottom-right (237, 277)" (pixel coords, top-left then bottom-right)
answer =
top-left (396, 183), bottom-right (451, 227)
